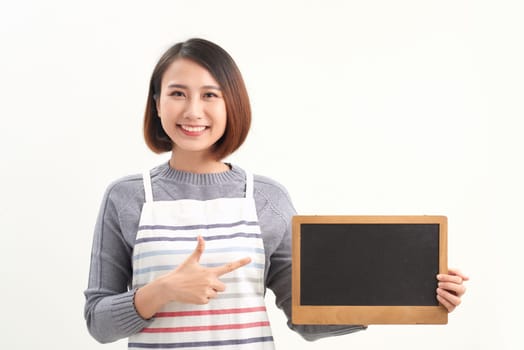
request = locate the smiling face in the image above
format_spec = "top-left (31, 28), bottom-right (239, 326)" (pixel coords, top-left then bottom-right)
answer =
top-left (156, 58), bottom-right (227, 159)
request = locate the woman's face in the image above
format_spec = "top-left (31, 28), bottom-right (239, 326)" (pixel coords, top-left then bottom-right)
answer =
top-left (156, 58), bottom-right (227, 157)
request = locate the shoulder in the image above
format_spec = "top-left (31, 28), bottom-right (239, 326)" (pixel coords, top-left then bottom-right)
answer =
top-left (100, 171), bottom-right (151, 214)
top-left (103, 164), bottom-right (166, 203)
top-left (105, 173), bottom-right (143, 200)
top-left (250, 172), bottom-right (297, 222)
top-left (231, 165), bottom-right (291, 200)
top-left (248, 171), bottom-right (297, 249)
top-left (253, 174), bottom-right (292, 202)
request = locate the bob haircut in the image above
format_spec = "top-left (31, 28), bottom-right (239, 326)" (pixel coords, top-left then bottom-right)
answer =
top-left (143, 38), bottom-right (251, 160)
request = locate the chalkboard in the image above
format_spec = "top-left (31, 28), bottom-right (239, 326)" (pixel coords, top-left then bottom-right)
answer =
top-left (292, 216), bottom-right (448, 325)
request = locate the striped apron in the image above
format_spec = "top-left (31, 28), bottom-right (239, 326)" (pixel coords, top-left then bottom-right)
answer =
top-left (128, 171), bottom-right (275, 349)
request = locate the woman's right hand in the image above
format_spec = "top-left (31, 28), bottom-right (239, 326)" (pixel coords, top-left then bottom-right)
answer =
top-left (134, 236), bottom-right (251, 319)
top-left (159, 235), bottom-right (251, 304)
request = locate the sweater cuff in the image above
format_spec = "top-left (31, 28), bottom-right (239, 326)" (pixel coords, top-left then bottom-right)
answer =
top-left (112, 289), bottom-right (151, 335)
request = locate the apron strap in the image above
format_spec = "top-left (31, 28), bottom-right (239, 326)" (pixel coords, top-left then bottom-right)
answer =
top-left (142, 170), bottom-right (153, 203)
top-left (245, 171), bottom-right (254, 199)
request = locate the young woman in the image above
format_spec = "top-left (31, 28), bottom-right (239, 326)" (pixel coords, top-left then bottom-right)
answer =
top-left (84, 38), bottom-right (468, 349)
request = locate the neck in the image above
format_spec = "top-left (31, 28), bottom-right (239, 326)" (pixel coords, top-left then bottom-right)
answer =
top-left (169, 150), bottom-right (229, 174)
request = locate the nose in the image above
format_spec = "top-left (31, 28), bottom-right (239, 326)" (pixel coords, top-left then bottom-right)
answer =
top-left (183, 96), bottom-right (203, 120)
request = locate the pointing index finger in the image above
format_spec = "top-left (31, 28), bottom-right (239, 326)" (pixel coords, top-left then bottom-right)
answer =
top-left (212, 257), bottom-right (252, 277)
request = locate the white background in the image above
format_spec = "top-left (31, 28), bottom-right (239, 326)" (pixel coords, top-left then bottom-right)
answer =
top-left (1, 0), bottom-right (522, 349)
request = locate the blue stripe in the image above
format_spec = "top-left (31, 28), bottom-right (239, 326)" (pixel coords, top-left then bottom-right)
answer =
top-left (133, 247), bottom-right (265, 260)
top-left (135, 232), bottom-right (260, 245)
top-left (138, 220), bottom-right (258, 232)
top-left (134, 262), bottom-right (265, 275)
top-left (133, 277), bottom-right (263, 289)
top-left (129, 336), bottom-right (274, 349)
top-left (216, 292), bottom-right (264, 300)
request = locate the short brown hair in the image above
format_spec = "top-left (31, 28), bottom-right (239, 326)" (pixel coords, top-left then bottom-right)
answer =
top-left (143, 38), bottom-right (251, 160)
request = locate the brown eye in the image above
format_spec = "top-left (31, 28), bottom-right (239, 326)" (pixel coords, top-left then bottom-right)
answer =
top-left (203, 92), bottom-right (218, 98)
top-left (170, 91), bottom-right (185, 98)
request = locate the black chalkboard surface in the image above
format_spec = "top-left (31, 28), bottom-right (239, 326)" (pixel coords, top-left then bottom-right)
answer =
top-left (292, 216), bottom-right (448, 325)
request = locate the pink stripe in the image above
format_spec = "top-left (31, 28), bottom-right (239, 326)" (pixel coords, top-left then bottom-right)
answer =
top-left (155, 306), bottom-right (267, 318)
top-left (142, 321), bottom-right (270, 333)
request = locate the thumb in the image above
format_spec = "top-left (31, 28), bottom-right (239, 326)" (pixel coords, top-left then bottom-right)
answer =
top-left (186, 235), bottom-right (205, 264)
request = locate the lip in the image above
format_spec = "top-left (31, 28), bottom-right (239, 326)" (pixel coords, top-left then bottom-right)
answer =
top-left (177, 124), bottom-right (209, 136)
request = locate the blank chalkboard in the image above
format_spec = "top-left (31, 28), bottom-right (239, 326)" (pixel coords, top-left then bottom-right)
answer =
top-left (292, 216), bottom-right (448, 325)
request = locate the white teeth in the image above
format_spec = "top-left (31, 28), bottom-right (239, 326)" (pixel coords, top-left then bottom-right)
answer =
top-left (180, 125), bottom-right (206, 132)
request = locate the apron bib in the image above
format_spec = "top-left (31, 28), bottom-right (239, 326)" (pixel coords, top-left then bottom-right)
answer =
top-left (128, 171), bottom-right (275, 349)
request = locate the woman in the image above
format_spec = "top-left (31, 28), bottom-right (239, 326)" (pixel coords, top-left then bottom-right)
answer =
top-left (84, 38), bottom-right (468, 349)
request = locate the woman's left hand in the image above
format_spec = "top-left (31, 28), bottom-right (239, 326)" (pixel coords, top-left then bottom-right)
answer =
top-left (436, 268), bottom-right (469, 313)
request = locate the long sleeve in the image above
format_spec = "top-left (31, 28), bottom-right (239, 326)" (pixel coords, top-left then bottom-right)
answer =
top-left (256, 177), bottom-right (367, 341)
top-left (84, 181), bottom-right (152, 343)
top-left (84, 164), bottom-right (367, 344)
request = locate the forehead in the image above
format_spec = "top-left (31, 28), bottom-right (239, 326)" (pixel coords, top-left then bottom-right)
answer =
top-left (161, 58), bottom-right (219, 87)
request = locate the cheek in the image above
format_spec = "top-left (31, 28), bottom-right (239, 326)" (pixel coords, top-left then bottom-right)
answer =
top-left (158, 102), bottom-right (175, 116)
top-left (213, 104), bottom-right (227, 125)
top-left (203, 103), bottom-right (227, 127)
top-left (158, 117), bottom-right (172, 136)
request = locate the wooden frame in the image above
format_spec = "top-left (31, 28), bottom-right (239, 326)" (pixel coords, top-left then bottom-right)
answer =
top-left (292, 215), bottom-right (448, 325)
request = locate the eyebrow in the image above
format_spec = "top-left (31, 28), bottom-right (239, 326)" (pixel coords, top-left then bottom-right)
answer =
top-left (166, 83), bottom-right (221, 90)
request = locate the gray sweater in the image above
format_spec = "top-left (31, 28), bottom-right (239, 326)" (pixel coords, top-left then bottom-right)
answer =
top-left (84, 162), bottom-right (365, 343)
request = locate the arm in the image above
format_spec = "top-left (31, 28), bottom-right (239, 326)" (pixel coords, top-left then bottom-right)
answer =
top-left (84, 185), bottom-right (251, 342)
top-left (256, 179), bottom-right (366, 341)
top-left (266, 216), bottom-right (366, 341)
top-left (84, 184), bottom-right (151, 343)
top-left (134, 236), bottom-right (251, 319)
